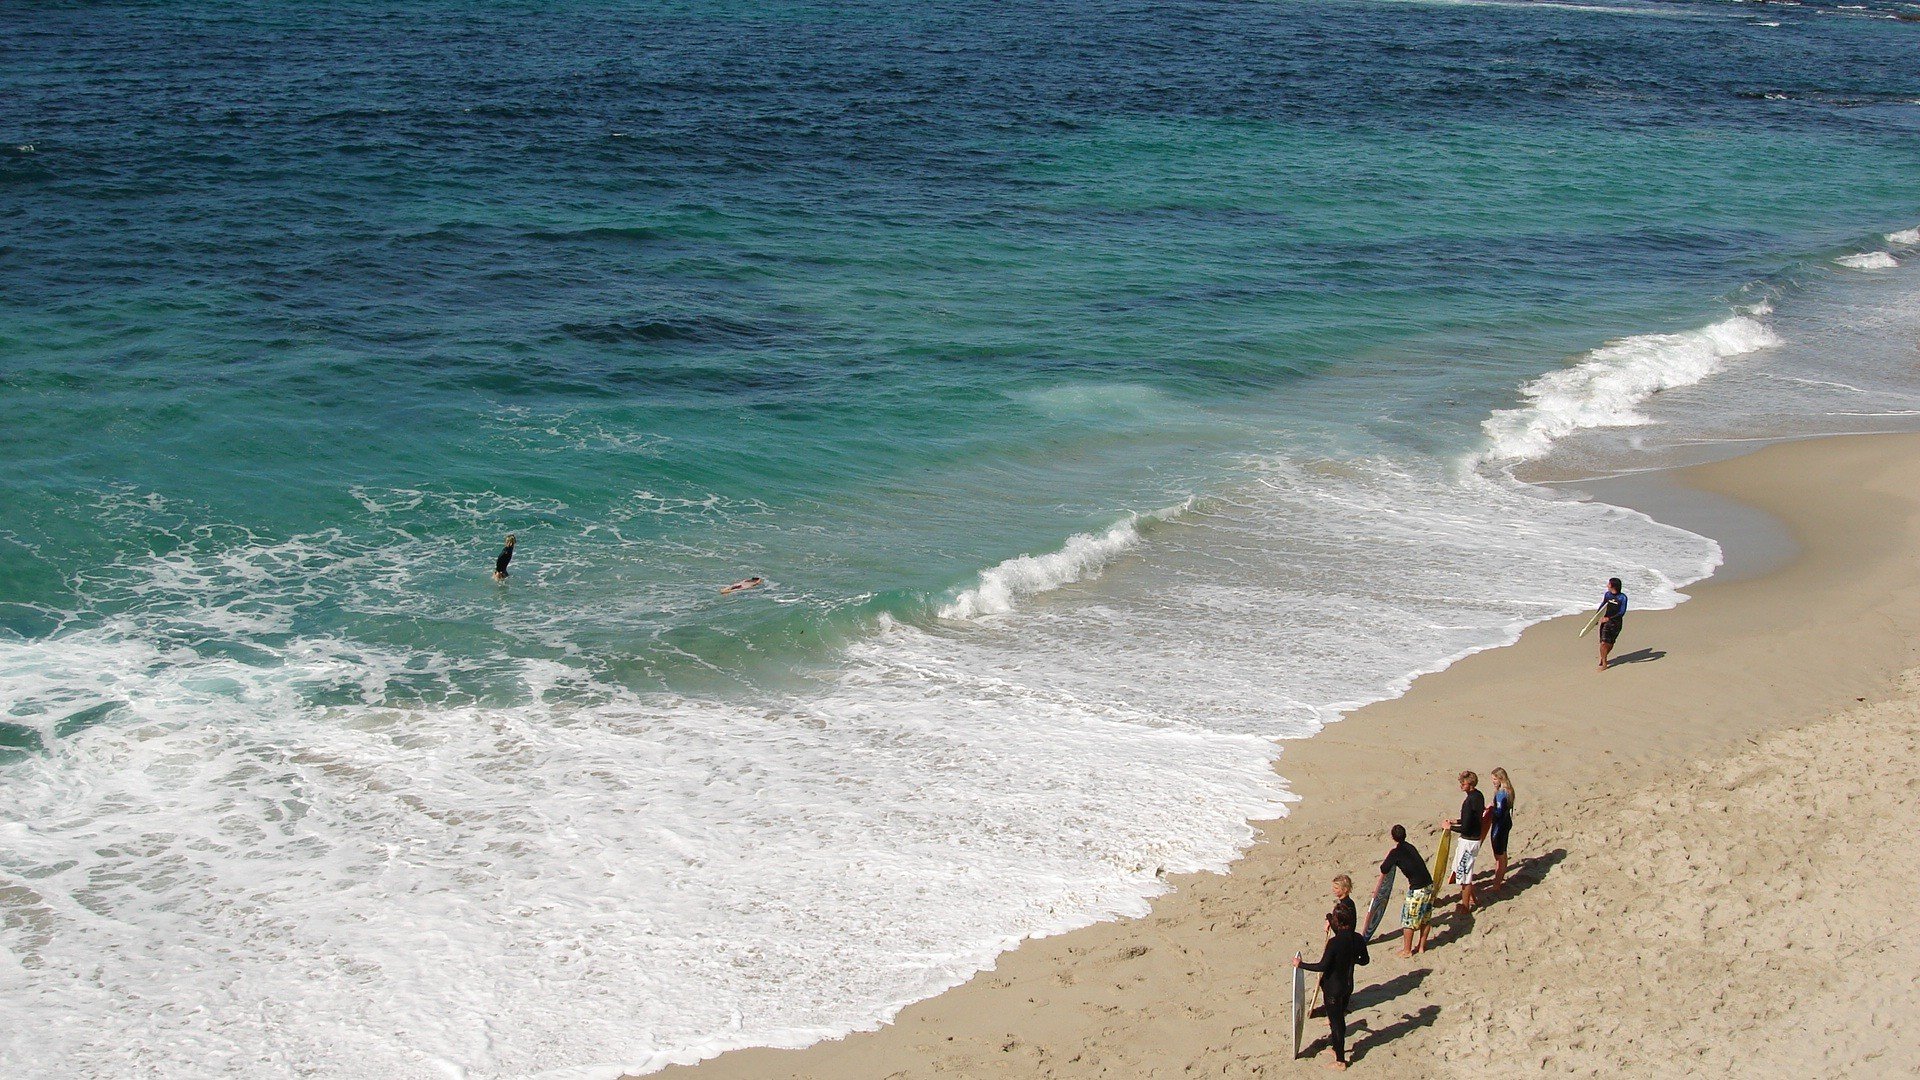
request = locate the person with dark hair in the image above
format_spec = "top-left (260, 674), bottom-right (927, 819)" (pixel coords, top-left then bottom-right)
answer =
top-left (493, 534), bottom-right (517, 582)
top-left (1597, 576), bottom-right (1628, 670)
top-left (1441, 770), bottom-right (1486, 915)
top-left (1295, 905), bottom-right (1370, 1070)
top-left (1378, 823), bottom-right (1434, 957)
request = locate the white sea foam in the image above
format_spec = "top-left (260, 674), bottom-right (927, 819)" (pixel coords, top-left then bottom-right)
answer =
top-left (936, 501), bottom-right (1189, 620)
top-left (1836, 251), bottom-right (1898, 269)
top-left (1478, 315), bottom-right (1781, 461)
top-left (0, 441), bottom-right (1722, 1079)
top-left (1887, 227), bottom-right (1920, 245)
top-left (0, 609), bottom-right (1289, 1079)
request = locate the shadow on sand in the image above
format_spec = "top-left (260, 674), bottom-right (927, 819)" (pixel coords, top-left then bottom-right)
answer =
top-left (1349, 1004), bottom-right (1442, 1062)
top-left (1606, 647), bottom-right (1665, 667)
top-left (1423, 847), bottom-right (1568, 949)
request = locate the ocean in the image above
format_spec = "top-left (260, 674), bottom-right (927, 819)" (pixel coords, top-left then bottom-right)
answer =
top-left (2, 0), bottom-right (1917, 1075)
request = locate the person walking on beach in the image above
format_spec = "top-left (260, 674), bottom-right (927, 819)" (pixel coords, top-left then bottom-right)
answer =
top-left (1486, 767), bottom-right (1516, 893)
top-left (1597, 576), bottom-right (1628, 670)
top-left (1295, 906), bottom-right (1370, 1070)
top-left (493, 534), bottom-right (517, 582)
top-left (1441, 771), bottom-right (1486, 915)
top-left (1377, 824), bottom-right (1434, 957)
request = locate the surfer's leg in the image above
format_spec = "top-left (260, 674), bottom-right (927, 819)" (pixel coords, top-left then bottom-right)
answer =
top-left (1324, 994), bottom-right (1350, 1066)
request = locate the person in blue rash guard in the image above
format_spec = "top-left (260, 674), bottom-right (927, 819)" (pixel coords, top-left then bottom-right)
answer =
top-left (1597, 576), bottom-right (1628, 670)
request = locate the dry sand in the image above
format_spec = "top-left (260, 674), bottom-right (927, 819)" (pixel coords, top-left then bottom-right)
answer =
top-left (654, 432), bottom-right (1920, 1079)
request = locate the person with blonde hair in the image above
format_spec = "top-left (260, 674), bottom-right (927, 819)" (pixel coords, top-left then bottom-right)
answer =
top-left (1487, 767), bottom-right (1516, 892)
top-left (492, 534), bottom-right (517, 582)
top-left (1440, 770), bottom-right (1485, 915)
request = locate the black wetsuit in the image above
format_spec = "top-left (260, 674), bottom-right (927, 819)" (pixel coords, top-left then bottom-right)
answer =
top-left (1381, 840), bottom-right (1433, 892)
top-left (495, 543), bottom-right (515, 578)
top-left (1490, 788), bottom-right (1513, 857)
top-left (1300, 929), bottom-right (1371, 1063)
top-left (1329, 896), bottom-right (1356, 934)
top-left (1454, 788), bottom-right (1486, 841)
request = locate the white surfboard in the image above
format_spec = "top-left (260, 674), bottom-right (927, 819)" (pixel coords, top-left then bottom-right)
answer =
top-left (1291, 953), bottom-right (1307, 1058)
top-left (1578, 604), bottom-right (1603, 638)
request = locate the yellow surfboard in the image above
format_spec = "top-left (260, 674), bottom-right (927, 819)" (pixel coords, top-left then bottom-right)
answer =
top-left (1430, 829), bottom-right (1454, 895)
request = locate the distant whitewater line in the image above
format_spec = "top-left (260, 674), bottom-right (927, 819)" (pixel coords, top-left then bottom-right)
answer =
top-left (1479, 315), bottom-right (1782, 463)
top-left (939, 312), bottom-right (1788, 621)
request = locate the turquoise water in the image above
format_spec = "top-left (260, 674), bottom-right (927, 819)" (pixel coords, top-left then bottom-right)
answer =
top-left (3, 1), bottom-right (1918, 1076)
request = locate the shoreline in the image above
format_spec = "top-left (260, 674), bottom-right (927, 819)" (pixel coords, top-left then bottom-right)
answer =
top-left (649, 430), bottom-right (1920, 1078)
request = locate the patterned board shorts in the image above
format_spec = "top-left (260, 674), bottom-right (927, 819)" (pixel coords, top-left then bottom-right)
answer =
top-left (1401, 885), bottom-right (1434, 929)
top-left (1451, 838), bottom-right (1483, 885)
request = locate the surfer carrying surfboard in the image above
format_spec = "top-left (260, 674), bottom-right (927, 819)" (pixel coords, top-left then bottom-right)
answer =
top-left (1294, 906), bottom-right (1370, 1070)
top-left (1597, 576), bottom-right (1628, 670)
top-left (1441, 770), bottom-right (1487, 916)
top-left (1377, 824), bottom-right (1435, 957)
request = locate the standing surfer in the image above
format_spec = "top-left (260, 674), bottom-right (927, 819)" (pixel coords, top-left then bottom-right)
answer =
top-left (1377, 824), bottom-right (1435, 957)
top-left (1486, 767), bottom-right (1516, 893)
top-left (1597, 576), bottom-right (1627, 670)
top-left (1294, 907), bottom-right (1369, 1070)
top-left (493, 534), bottom-right (517, 581)
top-left (1441, 770), bottom-right (1486, 916)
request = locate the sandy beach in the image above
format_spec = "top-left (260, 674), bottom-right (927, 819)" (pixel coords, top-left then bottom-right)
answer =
top-left (654, 431), bottom-right (1920, 1078)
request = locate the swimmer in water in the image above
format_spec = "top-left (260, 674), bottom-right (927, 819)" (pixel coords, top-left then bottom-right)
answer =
top-left (720, 576), bottom-right (764, 594)
top-left (493, 534), bottom-right (516, 581)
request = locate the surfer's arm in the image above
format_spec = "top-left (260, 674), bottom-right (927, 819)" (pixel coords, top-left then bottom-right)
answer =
top-left (1298, 940), bottom-right (1336, 972)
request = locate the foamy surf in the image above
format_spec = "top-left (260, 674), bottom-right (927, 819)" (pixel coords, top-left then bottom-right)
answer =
top-left (936, 500), bottom-right (1190, 620)
top-left (1837, 251), bottom-right (1899, 270)
top-left (1886, 227), bottom-right (1920, 245)
top-left (1478, 315), bottom-right (1782, 462)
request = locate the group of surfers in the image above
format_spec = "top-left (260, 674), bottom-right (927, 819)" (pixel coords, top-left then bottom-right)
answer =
top-left (1291, 577), bottom-right (1628, 1070)
top-left (1294, 767), bottom-right (1518, 1070)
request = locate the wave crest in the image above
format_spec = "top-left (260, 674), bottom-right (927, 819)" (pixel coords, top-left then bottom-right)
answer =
top-left (1837, 251), bottom-right (1898, 270)
top-left (937, 502), bottom-right (1190, 620)
top-left (1478, 315), bottom-right (1781, 462)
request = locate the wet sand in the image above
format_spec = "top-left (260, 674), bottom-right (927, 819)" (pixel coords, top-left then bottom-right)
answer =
top-left (653, 432), bottom-right (1920, 1078)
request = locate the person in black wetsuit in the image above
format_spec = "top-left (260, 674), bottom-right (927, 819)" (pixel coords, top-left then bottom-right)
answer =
top-left (1377, 824), bottom-right (1434, 957)
top-left (1441, 770), bottom-right (1487, 915)
top-left (493, 534), bottom-right (516, 581)
top-left (1597, 576), bottom-right (1628, 670)
top-left (1295, 905), bottom-right (1370, 1070)
top-left (1327, 874), bottom-right (1356, 938)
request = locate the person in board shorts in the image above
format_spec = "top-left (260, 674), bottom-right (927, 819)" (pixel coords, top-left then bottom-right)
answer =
top-left (1442, 770), bottom-right (1486, 915)
top-left (1377, 824), bottom-right (1434, 957)
top-left (1597, 576), bottom-right (1627, 670)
